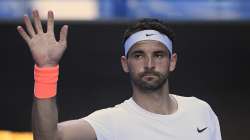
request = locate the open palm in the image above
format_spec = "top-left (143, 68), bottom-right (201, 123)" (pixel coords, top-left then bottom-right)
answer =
top-left (17, 10), bottom-right (68, 67)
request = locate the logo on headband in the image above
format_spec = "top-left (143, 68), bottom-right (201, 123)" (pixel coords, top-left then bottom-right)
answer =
top-left (124, 30), bottom-right (173, 56)
top-left (145, 33), bottom-right (156, 37)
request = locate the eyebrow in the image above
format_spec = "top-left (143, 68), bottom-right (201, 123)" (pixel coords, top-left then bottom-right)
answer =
top-left (154, 50), bottom-right (170, 57)
top-left (130, 50), bottom-right (144, 55)
top-left (153, 50), bottom-right (166, 54)
top-left (129, 50), bottom-right (168, 57)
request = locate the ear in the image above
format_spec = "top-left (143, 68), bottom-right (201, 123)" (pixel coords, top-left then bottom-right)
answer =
top-left (169, 53), bottom-right (177, 72)
top-left (121, 56), bottom-right (129, 73)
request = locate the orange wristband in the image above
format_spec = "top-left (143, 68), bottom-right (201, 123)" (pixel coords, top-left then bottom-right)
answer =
top-left (34, 64), bottom-right (59, 99)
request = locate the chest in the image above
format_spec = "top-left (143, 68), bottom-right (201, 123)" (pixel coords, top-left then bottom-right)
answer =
top-left (111, 113), bottom-right (211, 140)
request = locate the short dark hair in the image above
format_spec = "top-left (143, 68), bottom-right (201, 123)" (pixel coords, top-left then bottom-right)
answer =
top-left (122, 18), bottom-right (176, 55)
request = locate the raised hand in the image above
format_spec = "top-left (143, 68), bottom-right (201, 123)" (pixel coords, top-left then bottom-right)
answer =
top-left (17, 10), bottom-right (68, 67)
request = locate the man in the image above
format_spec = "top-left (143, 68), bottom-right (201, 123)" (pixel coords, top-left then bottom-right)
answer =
top-left (17, 10), bottom-right (222, 140)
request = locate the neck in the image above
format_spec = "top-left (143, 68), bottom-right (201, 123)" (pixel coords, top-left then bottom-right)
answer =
top-left (132, 80), bottom-right (177, 115)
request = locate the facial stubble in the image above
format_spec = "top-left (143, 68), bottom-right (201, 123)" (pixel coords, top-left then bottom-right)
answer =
top-left (130, 69), bottom-right (169, 92)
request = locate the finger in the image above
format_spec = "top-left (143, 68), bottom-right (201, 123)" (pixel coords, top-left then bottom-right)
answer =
top-left (17, 26), bottom-right (31, 43)
top-left (59, 25), bottom-right (68, 45)
top-left (32, 9), bottom-right (43, 34)
top-left (47, 10), bottom-right (54, 33)
top-left (23, 15), bottom-right (36, 37)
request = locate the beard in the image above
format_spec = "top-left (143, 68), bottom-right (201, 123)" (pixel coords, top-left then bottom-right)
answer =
top-left (130, 69), bottom-right (169, 92)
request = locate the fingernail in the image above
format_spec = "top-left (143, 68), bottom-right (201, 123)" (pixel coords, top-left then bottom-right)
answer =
top-left (17, 26), bottom-right (22, 30)
top-left (49, 11), bottom-right (53, 16)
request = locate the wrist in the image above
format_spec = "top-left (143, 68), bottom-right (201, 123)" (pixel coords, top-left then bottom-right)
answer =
top-left (34, 64), bottom-right (59, 99)
top-left (36, 63), bottom-right (58, 68)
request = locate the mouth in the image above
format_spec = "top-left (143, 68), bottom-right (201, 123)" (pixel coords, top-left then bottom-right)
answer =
top-left (142, 75), bottom-right (158, 81)
top-left (143, 74), bottom-right (157, 77)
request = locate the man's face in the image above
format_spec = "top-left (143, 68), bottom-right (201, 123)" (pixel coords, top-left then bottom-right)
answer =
top-left (121, 40), bottom-right (177, 92)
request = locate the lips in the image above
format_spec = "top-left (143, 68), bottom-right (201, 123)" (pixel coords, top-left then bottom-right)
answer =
top-left (143, 75), bottom-right (157, 78)
top-left (139, 71), bottom-right (160, 80)
top-left (142, 74), bottom-right (158, 81)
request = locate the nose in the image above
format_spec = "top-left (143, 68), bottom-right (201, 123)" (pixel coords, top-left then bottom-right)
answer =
top-left (144, 56), bottom-right (155, 70)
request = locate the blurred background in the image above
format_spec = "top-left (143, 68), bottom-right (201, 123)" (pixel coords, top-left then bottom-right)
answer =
top-left (1, 0), bottom-right (250, 140)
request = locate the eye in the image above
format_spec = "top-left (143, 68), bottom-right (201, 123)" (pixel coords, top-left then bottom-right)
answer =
top-left (155, 53), bottom-right (164, 58)
top-left (133, 54), bottom-right (143, 59)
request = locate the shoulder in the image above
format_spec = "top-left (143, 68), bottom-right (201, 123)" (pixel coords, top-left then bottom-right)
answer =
top-left (81, 100), bottom-right (130, 140)
top-left (84, 98), bottom-right (130, 121)
top-left (174, 94), bottom-right (219, 127)
top-left (173, 94), bottom-right (212, 111)
top-left (173, 94), bottom-right (217, 119)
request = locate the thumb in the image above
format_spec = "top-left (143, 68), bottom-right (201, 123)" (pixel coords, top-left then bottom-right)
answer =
top-left (59, 25), bottom-right (68, 45)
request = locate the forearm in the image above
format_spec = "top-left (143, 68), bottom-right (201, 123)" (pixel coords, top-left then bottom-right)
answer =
top-left (32, 97), bottom-right (58, 140)
top-left (32, 64), bottom-right (59, 140)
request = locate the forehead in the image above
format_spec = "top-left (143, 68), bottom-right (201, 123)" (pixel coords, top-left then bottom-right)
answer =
top-left (129, 40), bottom-right (168, 53)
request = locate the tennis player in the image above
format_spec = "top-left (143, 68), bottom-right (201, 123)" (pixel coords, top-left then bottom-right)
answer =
top-left (17, 10), bottom-right (222, 140)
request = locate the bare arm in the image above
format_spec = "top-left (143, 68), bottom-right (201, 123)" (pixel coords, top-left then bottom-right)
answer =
top-left (17, 10), bottom-right (96, 140)
top-left (32, 98), bottom-right (96, 140)
top-left (32, 98), bottom-right (58, 140)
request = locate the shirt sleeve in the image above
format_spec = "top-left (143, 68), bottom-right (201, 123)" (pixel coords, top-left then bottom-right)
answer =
top-left (81, 108), bottom-right (114, 140)
top-left (207, 104), bottom-right (222, 140)
top-left (192, 97), bottom-right (222, 140)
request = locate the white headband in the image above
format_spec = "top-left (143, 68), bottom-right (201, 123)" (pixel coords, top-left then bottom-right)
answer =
top-left (124, 30), bottom-right (172, 56)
